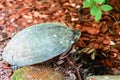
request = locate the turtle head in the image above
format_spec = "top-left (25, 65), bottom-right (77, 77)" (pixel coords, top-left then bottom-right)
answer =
top-left (72, 30), bottom-right (81, 43)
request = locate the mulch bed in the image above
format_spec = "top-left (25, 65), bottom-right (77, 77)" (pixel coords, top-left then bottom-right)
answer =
top-left (0, 0), bottom-right (120, 80)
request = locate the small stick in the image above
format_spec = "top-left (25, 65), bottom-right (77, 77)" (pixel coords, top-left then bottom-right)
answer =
top-left (66, 57), bottom-right (82, 80)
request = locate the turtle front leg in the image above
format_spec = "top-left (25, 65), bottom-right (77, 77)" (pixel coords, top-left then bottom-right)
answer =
top-left (10, 65), bottom-right (21, 71)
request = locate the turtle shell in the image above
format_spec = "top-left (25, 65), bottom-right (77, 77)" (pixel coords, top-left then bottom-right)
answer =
top-left (2, 22), bottom-right (80, 67)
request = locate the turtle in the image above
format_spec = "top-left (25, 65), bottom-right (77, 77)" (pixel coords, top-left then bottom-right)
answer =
top-left (2, 22), bottom-right (81, 67)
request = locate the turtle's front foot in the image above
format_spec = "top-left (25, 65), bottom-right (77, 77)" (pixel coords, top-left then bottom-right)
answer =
top-left (10, 65), bottom-right (20, 71)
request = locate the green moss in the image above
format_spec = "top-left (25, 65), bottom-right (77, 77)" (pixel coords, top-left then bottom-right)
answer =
top-left (10, 65), bottom-right (65, 80)
top-left (11, 68), bottom-right (24, 80)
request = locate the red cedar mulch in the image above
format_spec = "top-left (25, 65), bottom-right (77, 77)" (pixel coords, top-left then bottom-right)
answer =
top-left (0, 0), bottom-right (120, 80)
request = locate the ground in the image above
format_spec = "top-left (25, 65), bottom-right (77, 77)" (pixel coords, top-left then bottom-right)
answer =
top-left (0, 0), bottom-right (120, 80)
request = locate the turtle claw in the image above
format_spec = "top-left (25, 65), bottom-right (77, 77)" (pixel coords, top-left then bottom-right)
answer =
top-left (10, 65), bottom-right (20, 71)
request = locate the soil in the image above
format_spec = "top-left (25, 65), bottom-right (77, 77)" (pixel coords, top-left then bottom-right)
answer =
top-left (0, 0), bottom-right (120, 80)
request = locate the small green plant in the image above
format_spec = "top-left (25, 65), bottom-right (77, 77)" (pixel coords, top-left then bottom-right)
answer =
top-left (83, 0), bottom-right (113, 21)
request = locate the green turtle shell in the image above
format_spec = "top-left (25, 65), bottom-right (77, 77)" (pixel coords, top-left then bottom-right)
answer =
top-left (2, 22), bottom-right (80, 67)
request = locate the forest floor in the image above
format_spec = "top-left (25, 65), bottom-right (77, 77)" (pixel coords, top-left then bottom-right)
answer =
top-left (0, 0), bottom-right (120, 80)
